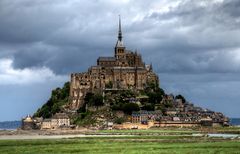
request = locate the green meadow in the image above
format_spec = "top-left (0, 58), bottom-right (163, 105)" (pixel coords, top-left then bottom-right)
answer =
top-left (0, 138), bottom-right (239, 154)
top-left (0, 128), bottom-right (239, 154)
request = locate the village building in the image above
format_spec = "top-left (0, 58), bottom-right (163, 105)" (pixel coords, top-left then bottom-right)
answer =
top-left (132, 110), bottom-right (162, 124)
top-left (52, 113), bottom-right (70, 127)
top-left (165, 108), bottom-right (178, 115)
top-left (41, 113), bottom-right (70, 130)
top-left (41, 119), bottom-right (52, 129)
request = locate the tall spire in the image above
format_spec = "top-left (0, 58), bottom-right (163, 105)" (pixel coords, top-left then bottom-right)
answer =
top-left (116, 15), bottom-right (124, 48)
top-left (118, 15), bottom-right (122, 41)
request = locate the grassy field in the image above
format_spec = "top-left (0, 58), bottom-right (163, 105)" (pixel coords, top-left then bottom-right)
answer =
top-left (0, 138), bottom-right (239, 154)
top-left (0, 128), bottom-right (240, 154)
top-left (94, 129), bottom-right (201, 135)
top-left (94, 127), bottom-right (240, 135)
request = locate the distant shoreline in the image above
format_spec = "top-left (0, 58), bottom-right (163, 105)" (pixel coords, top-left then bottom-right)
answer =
top-left (0, 127), bottom-right (239, 140)
top-left (0, 118), bottom-right (240, 130)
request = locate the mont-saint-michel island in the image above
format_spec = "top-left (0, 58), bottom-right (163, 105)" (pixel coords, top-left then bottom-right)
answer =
top-left (22, 18), bottom-right (230, 130)
top-left (1, 1), bottom-right (240, 153)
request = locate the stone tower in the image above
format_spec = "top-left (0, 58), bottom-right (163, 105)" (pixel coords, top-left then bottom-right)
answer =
top-left (115, 16), bottom-right (127, 67)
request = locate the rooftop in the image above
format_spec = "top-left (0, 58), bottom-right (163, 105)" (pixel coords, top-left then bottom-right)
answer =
top-left (52, 113), bottom-right (69, 119)
top-left (98, 57), bottom-right (116, 61)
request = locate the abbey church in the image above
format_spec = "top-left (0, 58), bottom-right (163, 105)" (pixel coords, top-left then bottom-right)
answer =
top-left (69, 18), bottom-right (159, 110)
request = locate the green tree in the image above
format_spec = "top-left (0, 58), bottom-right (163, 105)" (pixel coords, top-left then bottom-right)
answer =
top-left (105, 81), bottom-right (113, 88)
top-left (144, 82), bottom-right (165, 105)
top-left (141, 104), bottom-right (155, 111)
top-left (33, 82), bottom-right (70, 118)
top-left (92, 94), bottom-right (104, 106)
top-left (84, 92), bottom-right (94, 104)
top-left (114, 117), bottom-right (124, 124)
top-left (123, 103), bottom-right (140, 115)
top-left (175, 94), bottom-right (186, 103)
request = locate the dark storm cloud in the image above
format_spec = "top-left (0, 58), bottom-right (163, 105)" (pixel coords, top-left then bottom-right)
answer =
top-left (150, 0), bottom-right (240, 29)
top-left (1, 0), bottom-right (240, 78)
top-left (0, 0), bottom-right (239, 75)
top-left (1, 0), bottom-right (240, 120)
top-left (149, 0), bottom-right (240, 47)
top-left (0, 1), bottom-right (68, 43)
top-left (132, 0), bottom-right (240, 74)
top-left (221, 0), bottom-right (240, 18)
top-left (12, 43), bottom-right (111, 74)
top-left (0, 0), bottom-right (120, 74)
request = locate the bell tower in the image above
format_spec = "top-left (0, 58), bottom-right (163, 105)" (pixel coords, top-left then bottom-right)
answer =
top-left (115, 15), bottom-right (126, 61)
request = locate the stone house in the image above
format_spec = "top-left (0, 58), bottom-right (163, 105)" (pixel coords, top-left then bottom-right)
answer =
top-left (132, 110), bottom-right (162, 124)
top-left (41, 119), bottom-right (52, 129)
top-left (41, 113), bottom-right (70, 130)
top-left (51, 113), bottom-right (70, 128)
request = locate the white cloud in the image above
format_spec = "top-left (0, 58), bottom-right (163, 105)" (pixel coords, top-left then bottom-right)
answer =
top-left (149, 0), bottom-right (182, 14)
top-left (0, 58), bottom-right (67, 85)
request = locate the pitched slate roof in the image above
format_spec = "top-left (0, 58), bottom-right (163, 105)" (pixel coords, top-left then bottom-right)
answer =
top-left (98, 57), bottom-right (116, 61)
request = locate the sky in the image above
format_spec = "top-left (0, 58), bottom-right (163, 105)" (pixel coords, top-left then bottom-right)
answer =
top-left (0, 0), bottom-right (240, 121)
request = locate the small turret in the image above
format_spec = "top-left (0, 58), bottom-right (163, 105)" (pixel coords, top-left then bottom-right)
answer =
top-left (22, 114), bottom-right (35, 130)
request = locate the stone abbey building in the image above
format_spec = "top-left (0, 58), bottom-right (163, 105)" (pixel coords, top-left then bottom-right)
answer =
top-left (69, 18), bottom-right (159, 110)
